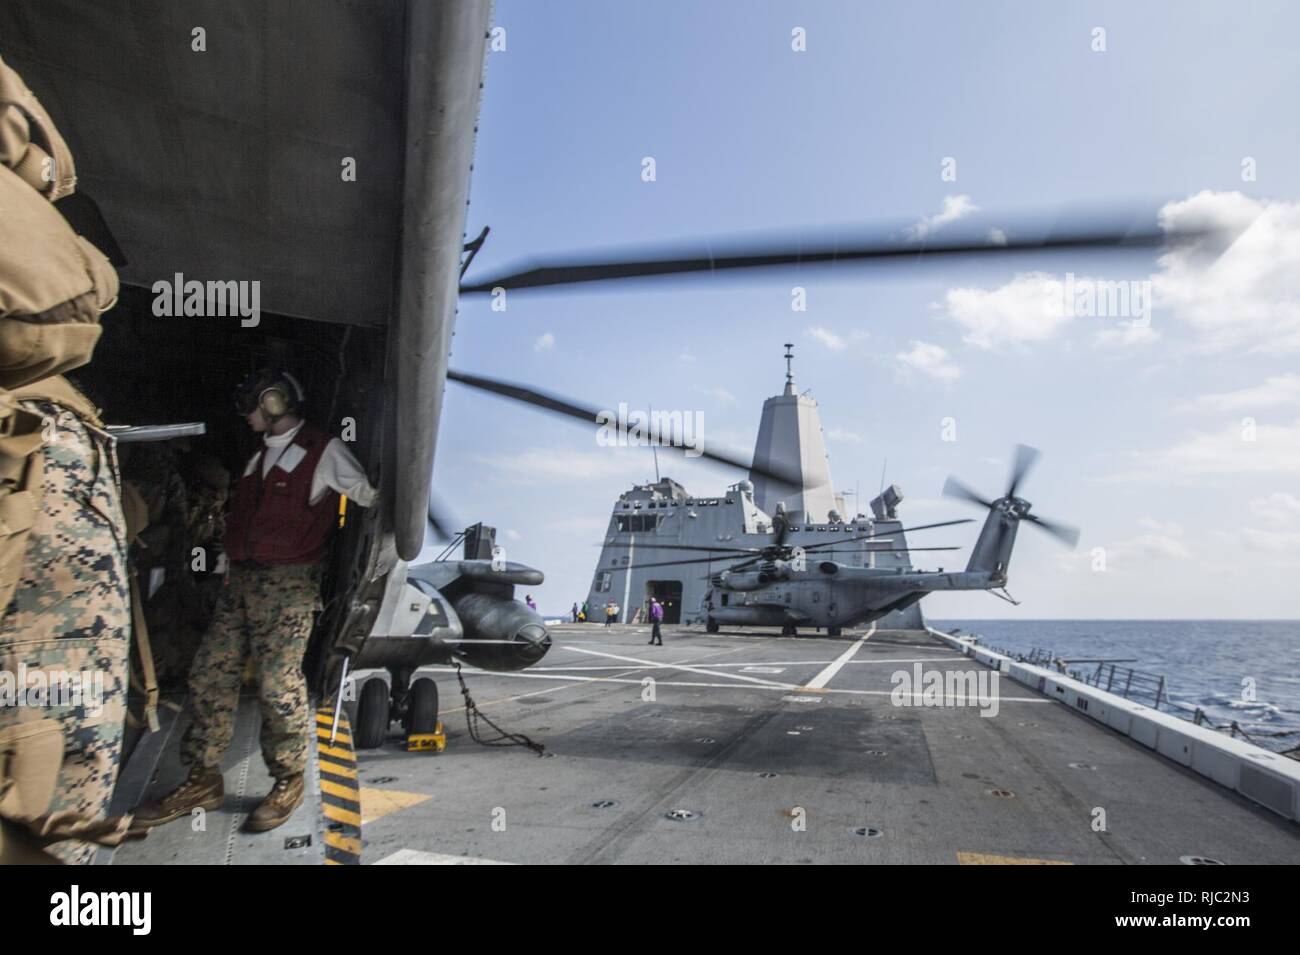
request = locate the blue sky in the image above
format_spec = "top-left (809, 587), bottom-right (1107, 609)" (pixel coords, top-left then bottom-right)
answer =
top-left (433, 0), bottom-right (1300, 619)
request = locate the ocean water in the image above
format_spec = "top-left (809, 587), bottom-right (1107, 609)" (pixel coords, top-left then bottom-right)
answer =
top-left (931, 619), bottom-right (1300, 753)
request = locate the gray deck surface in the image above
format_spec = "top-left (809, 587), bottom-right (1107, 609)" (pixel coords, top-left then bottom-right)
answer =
top-left (358, 625), bottom-right (1300, 865)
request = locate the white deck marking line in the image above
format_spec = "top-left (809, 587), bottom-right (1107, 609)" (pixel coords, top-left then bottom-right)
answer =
top-left (802, 624), bottom-right (875, 690)
top-left (433, 644), bottom-right (754, 714)
top-left (562, 645), bottom-right (797, 689)
top-left (415, 667), bottom-right (1050, 702)
top-left (525, 657), bottom-right (961, 672)
top-left (374, 849), bottom-right (514, 866)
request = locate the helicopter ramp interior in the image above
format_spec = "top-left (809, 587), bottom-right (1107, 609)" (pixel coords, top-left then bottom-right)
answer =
top-left (99, 698), bottom-right (360, 866)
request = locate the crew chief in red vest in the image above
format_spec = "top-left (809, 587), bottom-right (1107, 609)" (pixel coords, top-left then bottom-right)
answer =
top-left (135, 369), bottom-right (378, 832)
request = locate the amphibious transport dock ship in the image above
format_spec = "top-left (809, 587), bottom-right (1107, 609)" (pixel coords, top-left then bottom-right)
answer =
top-left (587, 352), bottom-right (927, 631)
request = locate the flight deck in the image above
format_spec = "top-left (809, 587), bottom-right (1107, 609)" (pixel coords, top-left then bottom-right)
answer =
top-left (352, 624), bottom-right (1300, 865)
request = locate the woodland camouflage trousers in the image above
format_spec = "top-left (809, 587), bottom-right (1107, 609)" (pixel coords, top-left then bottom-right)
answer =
top-left (181, 562), bottom-right (320, 779)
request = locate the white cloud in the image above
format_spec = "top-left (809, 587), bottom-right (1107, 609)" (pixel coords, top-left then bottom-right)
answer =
top-left (1239, 527), bottom-right (1300, 553)
top-left (941, 271), bottom-right (1070, 349)
top-left (697, 386), bottom-right (736, 404)
top-left (806, 326), bottom-right (847, 351)
top-left (1138, 518), bottom-right (1183, 536)
top-left (895, 340), bottom-right (961, 381)
top-left (1107, 417), bottom-right (1300, 480)
top-left (1249, 492), bottom-right (1300, 523)
top-left (1154, 190), bottom-right (1300, 352)
top-left (1095, 323), bottom-right (1161, 347)
top-left (825, 427), bottom-right (862, 443)
top-left (987, 227), bottom-right (1007, 246)
top-left (534, 332), bottom-right (555, 352)
top-left (1100, 521), bottom-right (1191, 569)
top-left (906, 195), bottom-right (978, 240)
top-left (1110, 534), bottom-right (1192, 563)
top-left (1183, 374), bottom-right (1300, 412)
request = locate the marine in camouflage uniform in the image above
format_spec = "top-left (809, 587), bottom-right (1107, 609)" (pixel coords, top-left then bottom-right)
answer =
top-left (0, 55), bottom-right (132, 863)
top-left (0, 402), bottom-right (130, 864)
top-left (136, 369), bottom-right (376, 834)
top-left (181, 563), bottom-right (320, 778)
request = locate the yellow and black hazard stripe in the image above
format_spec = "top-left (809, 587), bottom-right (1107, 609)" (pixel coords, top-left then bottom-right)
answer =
top-left (315, 705), bottom-right (362, 865)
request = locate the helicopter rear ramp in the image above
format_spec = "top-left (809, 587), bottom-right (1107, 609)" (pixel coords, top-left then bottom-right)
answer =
top-left (99, 699), bottom-right (361, 865)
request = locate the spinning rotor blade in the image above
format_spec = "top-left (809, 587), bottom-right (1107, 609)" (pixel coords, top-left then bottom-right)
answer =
top-left (447, 369), bottom-right (803, 487)
top-left (460, 217), bottom-right (1188, 295)
top-left (1007, 444), bottom-right (1040, 499)
top-left (942, 476), bottom-right (994, 509)
top-left (426, 488), bottom-right (461, 542)
top-left (1024, 512), bottom-right (1081, 548)
top-left (618, 554), bottom-right (735, 571)
top-left (605, 542), bottom-right (764, 556)
top-left (813, 546), bottom-right (962, 554)
top-left (944, 444), bottom-right (1080, 549)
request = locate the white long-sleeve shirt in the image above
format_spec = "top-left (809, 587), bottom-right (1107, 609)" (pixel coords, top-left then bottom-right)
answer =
top-left (245, 421), bottom-right (379, 507)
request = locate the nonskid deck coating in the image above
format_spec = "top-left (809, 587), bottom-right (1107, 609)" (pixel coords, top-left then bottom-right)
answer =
top-left (353, 625), bottom-right (1300, 865)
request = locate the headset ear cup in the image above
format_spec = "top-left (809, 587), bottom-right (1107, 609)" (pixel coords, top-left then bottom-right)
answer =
top-left (259, 387), bottom-right (289, 418)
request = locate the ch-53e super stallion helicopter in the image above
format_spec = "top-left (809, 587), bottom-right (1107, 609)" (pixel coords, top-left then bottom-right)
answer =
top-left (623, 444), bottom-right (1078, 637)
top-left (3, 0), bottom-right (1197, 786)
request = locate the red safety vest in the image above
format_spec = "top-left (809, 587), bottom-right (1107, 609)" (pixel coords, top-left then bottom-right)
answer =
top-left (224, 424), bottom-right (338, 565)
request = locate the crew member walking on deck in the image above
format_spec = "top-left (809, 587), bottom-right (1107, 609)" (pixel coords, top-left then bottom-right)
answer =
top-left (135, 369), bottom-right (378, 833)
top-left (647, 598), bottom-right (664, 645)
top-left (605, 600), bottom-right (618, 626)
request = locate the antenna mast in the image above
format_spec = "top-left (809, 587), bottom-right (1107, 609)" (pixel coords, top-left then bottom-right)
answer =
top-left (649, 401), bottom-right (660, 482)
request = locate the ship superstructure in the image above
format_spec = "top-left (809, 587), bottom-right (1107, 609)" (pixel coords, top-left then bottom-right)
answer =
top-left (585, 350), bottom-right (927, 629)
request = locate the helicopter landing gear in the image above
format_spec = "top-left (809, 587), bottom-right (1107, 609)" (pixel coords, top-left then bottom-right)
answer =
top-left (353, 677), bottom-right (390, 749)
top-left (781, 623), bottom-right (798, 637)
top-left (827, 626), bottom-right (843, 637)
top-left (404, 678), bottom-right (445, 753)
top-left (351, 670), bottom-right (445, 752)
top-left (706, 617), bottom-right (720, 633)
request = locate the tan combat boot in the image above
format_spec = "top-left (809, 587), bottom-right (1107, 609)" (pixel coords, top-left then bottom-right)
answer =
top-left (132, 767), bottom-right (224, 828)
top-left (244, 773), bottom-right (305, 833)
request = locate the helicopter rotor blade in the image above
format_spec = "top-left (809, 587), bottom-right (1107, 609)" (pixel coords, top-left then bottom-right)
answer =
top-left (619, 554), bottom-right (737, 572)
top-left (1024, 512), bottom-right (1081, 549)
top-left (1007, 444), bottom-right (1040, 499)
top-left (447, 369), bottom-right (804, 488)
top-left (426, 487), bottom-right (461, 543)
top-left (460, 217), bottom-right (1192, 295)
top-left (942, 476), bottom-right (994, 510)
top-left (603, 542), bottom-right (764, 555)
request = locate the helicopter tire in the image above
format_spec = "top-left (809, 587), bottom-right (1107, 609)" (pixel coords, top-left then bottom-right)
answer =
top-left (354, 677), bottom-right (391, 749)
top-left (781, 624), bottom-right (797, 637)
top-left (405, 678), bottom-right (440, 736)
top-left (827, 626), bottom-right (842, 637)
top-left (706, 617), bottom-right (720, 634)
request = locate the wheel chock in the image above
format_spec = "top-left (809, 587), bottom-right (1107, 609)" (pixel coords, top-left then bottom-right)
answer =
top-left (406, 721), bottom-right (446, 753)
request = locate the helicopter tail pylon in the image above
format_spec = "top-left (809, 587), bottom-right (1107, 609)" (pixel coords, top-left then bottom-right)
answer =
top-left (943, 445), bottom-right (1080, 587)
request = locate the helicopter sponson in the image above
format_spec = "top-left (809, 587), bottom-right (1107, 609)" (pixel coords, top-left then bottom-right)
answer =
top-left (354, 558), bottom-right (551, 673)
